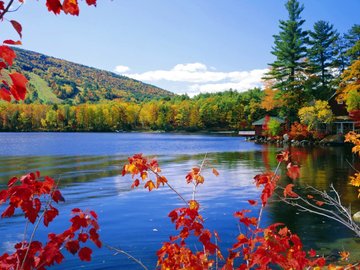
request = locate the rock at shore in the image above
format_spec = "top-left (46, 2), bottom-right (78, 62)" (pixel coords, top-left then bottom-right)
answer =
top-left (320, 134), bottom-right (345, 145)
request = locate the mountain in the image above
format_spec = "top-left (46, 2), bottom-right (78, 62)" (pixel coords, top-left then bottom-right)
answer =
top-left (12, 48), bottom-right (174, 104)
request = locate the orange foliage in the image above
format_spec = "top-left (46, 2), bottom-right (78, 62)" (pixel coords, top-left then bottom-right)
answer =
top-left (260, 88), bottom-right (283, 111)
top-left (345, 131), bottom-right (360, 197)
top-left (289, 122), bottom-right (311, 140)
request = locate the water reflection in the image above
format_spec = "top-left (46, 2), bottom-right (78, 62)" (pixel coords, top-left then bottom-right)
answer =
top-left (0, 143), bottom-right (359, 268)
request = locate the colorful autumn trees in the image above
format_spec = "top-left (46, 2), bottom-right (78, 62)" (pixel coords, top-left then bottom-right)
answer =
top-left (337, 58), bottom-right (360, 113)
top-left (0, 90), bottom-right (265, 132)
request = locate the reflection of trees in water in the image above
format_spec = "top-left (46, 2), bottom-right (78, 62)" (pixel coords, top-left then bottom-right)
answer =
top-left (0, 155), bottom-right (127, 186)
top-left (1, 146), bottom-right (358, 258)
top-left (267, 145), bottom-right (360, 256)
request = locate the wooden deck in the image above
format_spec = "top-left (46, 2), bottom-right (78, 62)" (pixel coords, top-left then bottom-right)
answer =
top-left (238, 130), bottom-right (255, 137)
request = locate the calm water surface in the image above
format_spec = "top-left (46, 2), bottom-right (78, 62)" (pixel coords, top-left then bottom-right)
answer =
top-left (0, 132), bottom-right (359, 269)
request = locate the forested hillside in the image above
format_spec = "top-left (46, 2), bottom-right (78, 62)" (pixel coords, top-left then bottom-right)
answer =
top-left (11, 48), bottom-right (173, 104)
top-left (0, 89), bottom-right (265, 132)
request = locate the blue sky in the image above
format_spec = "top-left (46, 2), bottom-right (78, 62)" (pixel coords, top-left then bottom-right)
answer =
top-left (4, 0), bottom-right (360, 95)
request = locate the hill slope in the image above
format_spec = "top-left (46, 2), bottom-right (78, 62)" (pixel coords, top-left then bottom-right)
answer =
top-left (12, 48), bottom-right (174, 104)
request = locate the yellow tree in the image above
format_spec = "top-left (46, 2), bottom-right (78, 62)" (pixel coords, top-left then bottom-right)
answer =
top-left (337, 58), bottom-right (360, 112)
top-left (298, 100), bottom-right (333, 131)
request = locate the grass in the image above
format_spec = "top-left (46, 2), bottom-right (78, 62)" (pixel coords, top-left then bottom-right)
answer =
top-left (28, 73), bottom-right (62, 104)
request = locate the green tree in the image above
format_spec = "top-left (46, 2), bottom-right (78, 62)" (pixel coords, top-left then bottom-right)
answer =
top-left (264, 0), bottom-right (308, 119)
top-left (307, 20), bottom-right (339, 99)
top-left (345, 24), bottom-right (360, 62)
top-left (333, 34), bottom-right (351, 74)
top-left (267, 119), bottom-right (282, 137)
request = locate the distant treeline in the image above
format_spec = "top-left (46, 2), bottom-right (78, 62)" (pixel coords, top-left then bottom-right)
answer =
top-left (0, 89), bottom-right (266, 132)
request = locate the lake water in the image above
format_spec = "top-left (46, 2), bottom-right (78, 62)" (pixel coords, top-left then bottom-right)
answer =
top-left (0, 132), bottom-right (359, 269)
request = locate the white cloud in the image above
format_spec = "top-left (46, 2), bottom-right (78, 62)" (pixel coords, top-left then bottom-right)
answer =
top-left (115, 62), bottom-right (268, 96)
top-left (172, 63), bottom-right (207, 72)
top-left (114, 65), bottom-right (130, 73)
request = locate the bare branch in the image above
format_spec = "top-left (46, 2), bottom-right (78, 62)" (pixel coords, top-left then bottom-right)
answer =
top-left (105, 244), bottom-right (149, 270)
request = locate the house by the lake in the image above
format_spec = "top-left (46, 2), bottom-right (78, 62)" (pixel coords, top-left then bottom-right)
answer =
top-left (328, 93), bottom-right (359, 134)
top-left (252, 116), bottom-right (285, 137)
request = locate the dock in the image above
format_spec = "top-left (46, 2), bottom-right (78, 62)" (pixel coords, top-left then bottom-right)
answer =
top-left (238, 130), bottom-right (255, 137)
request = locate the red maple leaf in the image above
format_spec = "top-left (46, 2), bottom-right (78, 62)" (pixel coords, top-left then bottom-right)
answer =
top-left (89, 228), bottom-right (101, 248)
top-left (308, 249), bottom-right (316, 257)
top-left (283, 184), bottom-right (298, 198)
top-left (0, 45), bottom-right (16, 66)
top-left (46, 0), bottom-right (62, 14)
top-left (0, 88), bottom-right (11, 102)
top-left (10, 20), bottom-right (22, 38)
top-left (44, 205), bottom-right (59, 227)
top-left (3, 39), bottom-right (22, 45)
top-left (78, 233), bottom-right (89, 243)
top-left (168, 209), bottom-right (178, 223)
top-left (78, 247), bottom-right (92, 261)
top-left (276, 150), bottom-right (289, 163)
top-left (212, 168), bottom-right (219, 176)
top-left (63, 0), bottom-right (80, 16)
top-left (89, 210), bottom-right (98, 219)
top-left (287, 163), bottom-right (300, 180)
top-left (1, 205), bottom-right (15, 218)
top-left (248, 199), bottom-right (258, 206)
top-left (65, 240), bottom-right (80, 255)
top-left (0, 189), bottom-right (8, 203)
top-left (70, 215), bottom-right (88, 231)
top-left (85, 0), bottom-right (96, 6)
top-left (9, 72), bottom-right (28, 100)
top-left (51, 189), bottom-right (65, 203)
top-left (315, 200), bottom-right (325, 207)
top-left (7, 177), bottom-right (18, 187)
top-left (131, 179), bottom-right (140, 188)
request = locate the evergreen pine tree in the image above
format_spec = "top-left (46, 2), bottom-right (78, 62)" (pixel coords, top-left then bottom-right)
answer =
top-left (345, 24), bottom-right (360, 62)
top-left (264, 0), bottom-right (308, 119)
top-left (333, 34), bottom-right (350, 74)
top-left (307, 20), bottom-right (338, 99)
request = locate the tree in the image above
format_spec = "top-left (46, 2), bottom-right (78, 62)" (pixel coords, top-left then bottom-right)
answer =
top-left (307, 20), bottom-right (339, 99)
top-left (298, 100), bottom-right (333, 131)
top-left (345, 24), bottom-right (360, 62)
top-left (260, 79), bottom-right (284, 113)
top-left (264, 0), bottom-right (308, 118)
top-left (337, 58), bottom-right (360, 112)
top-left (267, 118), bottom-right (282, 137)
top-left (333, 34), bottom-right (351, 73)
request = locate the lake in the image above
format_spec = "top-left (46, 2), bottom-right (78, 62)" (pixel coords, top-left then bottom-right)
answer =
top-left (0, 132), bottom-right (359, 269)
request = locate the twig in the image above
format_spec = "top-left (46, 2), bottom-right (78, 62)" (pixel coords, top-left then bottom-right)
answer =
top-left (346, 159), bottom-right (359, 173)
top-left (150, 168), bottom-right (188, 205)
top-left (279, 185), bottom-right (360, 238)
top-left (105, 244), bottom-right (149, 270)
top-left (0, 0), bottom-right (15, 20)
top-left (257, 160), bottom-right (282, 229)
top-left (193, 153), bottom-right (207, 201)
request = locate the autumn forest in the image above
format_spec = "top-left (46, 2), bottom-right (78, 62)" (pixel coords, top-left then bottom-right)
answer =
top-left (0, 0), bottom-right (360, 269)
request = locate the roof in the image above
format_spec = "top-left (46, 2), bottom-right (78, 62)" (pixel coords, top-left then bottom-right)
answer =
top-left (252, 116), bottom-right (285, 126)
